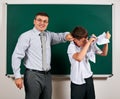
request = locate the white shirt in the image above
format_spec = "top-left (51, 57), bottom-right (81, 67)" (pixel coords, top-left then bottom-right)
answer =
top-left (12, 27), bottom-right (68, 79)
top-left (67, 41), bottom-right (102, 85)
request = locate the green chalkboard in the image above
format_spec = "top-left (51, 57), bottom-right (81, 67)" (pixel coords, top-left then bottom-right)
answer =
top-left (7, 4), bottom-right (112, 75)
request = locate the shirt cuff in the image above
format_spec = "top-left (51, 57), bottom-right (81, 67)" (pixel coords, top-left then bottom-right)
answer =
top-left (64, 32), bottom-right (70, 41)
top-left (14, 73), bottom-right (22, 79)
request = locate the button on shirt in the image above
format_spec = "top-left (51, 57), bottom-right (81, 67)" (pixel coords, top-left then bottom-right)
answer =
top-left (67, 41), bottom-right (102, 85)
top-left (12, 27), bottom-right (68, 79)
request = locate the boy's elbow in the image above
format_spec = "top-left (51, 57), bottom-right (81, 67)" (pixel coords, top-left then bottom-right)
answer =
top-left (73, 53), bottom-right (83, 62)
top-left (75, 57), bottom-right (83, 62)
top-left (101, 53), bottom-right (108, 56)
top-left (77, 59), bottom-right (82, 62)
top-left (103, 54), bottom-right (107, 56)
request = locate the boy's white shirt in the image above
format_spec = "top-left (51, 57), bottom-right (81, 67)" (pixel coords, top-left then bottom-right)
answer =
top-left (67, 32), bottom-right (110, 85)
top-left (67, 41), bottom-right (102, 85)
top-left (87, 43), bottom-right (102, 63)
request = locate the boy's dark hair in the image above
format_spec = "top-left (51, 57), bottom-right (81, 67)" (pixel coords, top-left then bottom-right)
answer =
top-left (34, 12), bottom-right (49, 19)
top-left (71, 26), bottom-right (88, 40)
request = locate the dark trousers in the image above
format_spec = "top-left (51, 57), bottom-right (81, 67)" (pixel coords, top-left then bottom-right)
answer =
top-left (24, 69), bottom-right (52, 99)
top-left (71, 76), bottom-right (95, 99)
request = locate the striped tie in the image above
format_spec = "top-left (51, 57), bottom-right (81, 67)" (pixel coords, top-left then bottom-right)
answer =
top-left (39, 32), bottom-right (47, 70)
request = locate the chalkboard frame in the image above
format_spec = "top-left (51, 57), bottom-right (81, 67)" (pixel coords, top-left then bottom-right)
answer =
top-left (6, 4), bottom-right (113, 77)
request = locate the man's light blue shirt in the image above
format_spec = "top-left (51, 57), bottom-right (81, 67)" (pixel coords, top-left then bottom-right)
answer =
top-left (12, 27), bottom-right (68, 78)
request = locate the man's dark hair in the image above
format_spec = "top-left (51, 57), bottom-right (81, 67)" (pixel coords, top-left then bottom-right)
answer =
top-left (71, 26), bottom-right (88, 40)
top-left (34, 12), bottom-right (49, 19)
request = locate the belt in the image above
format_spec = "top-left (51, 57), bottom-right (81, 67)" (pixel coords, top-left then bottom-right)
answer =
top-left (26, 68), bottom-right (51, 74)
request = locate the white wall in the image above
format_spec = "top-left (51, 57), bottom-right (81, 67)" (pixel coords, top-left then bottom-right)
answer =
top-left (0, 0), bottom-right (120, 99)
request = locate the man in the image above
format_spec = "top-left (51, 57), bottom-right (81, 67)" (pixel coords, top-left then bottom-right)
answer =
top-left (67, 26), bottom-right (111, 99)
top-left (12, 12), bottom-right (73, 99)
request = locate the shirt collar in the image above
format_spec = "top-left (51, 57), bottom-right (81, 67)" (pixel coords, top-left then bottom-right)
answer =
top-left (33, 27), bottom-right (43, 35)
top-left (71, 41), bottom-right (82, 49)
top-left (33, 27), bottom-right (46, 36)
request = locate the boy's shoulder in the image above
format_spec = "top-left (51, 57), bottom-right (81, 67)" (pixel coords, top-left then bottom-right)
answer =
top-left (68, 41), bottom-right (76, 49)
top-left (69, 41), bottom-right (76, 46)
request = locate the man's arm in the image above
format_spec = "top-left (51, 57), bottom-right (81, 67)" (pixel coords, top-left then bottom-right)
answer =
top-left (12, 33), bottom-right (29, 89)
top-left (50, 32), bottom-right (73, 45)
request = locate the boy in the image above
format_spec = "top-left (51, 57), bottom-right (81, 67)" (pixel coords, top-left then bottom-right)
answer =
top-left (67, 26), bottom-right (111, 99)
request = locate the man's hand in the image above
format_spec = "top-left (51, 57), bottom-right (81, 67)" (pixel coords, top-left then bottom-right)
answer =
top-left (65, 33), bottom-right (74, 41)
top-left (15, 78), bottom-right (23, 89)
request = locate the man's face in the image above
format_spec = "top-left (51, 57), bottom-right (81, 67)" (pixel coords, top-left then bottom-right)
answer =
top-left (34, 15), bottom-right (49, 32)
